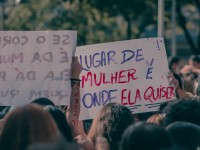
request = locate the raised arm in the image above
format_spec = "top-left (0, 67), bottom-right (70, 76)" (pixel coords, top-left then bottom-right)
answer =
top-left (67, 56), bottom-right (82, 136)
top-left (180, 65), bottom-right (200, 74)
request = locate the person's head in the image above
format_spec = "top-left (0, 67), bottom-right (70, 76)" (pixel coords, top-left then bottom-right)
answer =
top-left (169, 56), bottom-right (182, 74)
top-left (120, 122), bottom-right (172, 150)
top-left (31, 97), bottom-right (55, 107)
top-left (88, 102), bottom-right (135, 150)
top-left (166, 121), bottom-right (200, 150)
top-left (0, 104), bottom-right (60, 150)
top-left (189, 55), bottom-right (200, 69)
top-left (44, 105), bottom-right (73, 142)
top-left (163, 98), bottom-right (200, 126)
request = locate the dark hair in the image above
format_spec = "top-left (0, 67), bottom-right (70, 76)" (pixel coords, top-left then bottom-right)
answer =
top-left (173, 73), bottom-right (182, 89)
top-left (135, 112), bottom-right (155, 121)
top-left (0, 104), bottom-right (59, 150)
top-left (31, 98), bottom-right (55, 107)
top-left (159, 102), bottom-right (171, 113)
top-left (163, 98), bottom-right (200, 126)
top-left (169, 57), bottom-right (180, 70)
top-left (166, 121), bottom-right (200, 150)
top-left (189, 55), bottom-right (200, 63)
top-left (44, 106), bottom-right (73, 142)
top-left (158, 146), bottom-right (187, 150)
top-left (120, 122), bottom-right (172, 150)
top-left (88, 102), bottom-right (134, 150)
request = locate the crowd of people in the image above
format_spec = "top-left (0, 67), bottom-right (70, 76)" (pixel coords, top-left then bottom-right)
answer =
top-left (0, 55), bottom-right (200, 150)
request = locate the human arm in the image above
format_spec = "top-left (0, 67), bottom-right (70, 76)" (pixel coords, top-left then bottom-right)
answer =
top-left (67, 57), bottom-right (95, 149)
top-left (67, 56), bottom-right (82, 136)
top-left (180, 65), bottom-right (200, 74)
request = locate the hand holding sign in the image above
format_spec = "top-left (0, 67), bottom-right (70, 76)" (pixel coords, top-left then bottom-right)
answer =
top-left (70, 56), bottom-right (83, 79)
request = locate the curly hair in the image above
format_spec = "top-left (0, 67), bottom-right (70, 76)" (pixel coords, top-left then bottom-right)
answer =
top-left (163, 97), bottom-right (200, 126)
top-left (88, 103), bottom-right (134, 150)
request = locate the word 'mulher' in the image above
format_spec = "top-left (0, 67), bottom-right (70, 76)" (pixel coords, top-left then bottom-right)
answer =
top-left (82, 68), bottom-right (137, 88)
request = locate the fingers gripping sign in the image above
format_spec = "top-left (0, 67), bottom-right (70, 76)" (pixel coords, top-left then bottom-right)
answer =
top-left (70, 56), bottom-right (83, 79)
top-left (167, 72), bottom-right (179, 89)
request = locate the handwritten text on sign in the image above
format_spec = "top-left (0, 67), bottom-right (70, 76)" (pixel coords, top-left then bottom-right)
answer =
top-left (0, 31), bottom-right (77, 106)
top-left (76, 38), bottom-right (176, 120)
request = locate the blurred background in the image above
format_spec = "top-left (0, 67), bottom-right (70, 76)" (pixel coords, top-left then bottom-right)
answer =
top-left (0, 0), bottom-right (199, 58)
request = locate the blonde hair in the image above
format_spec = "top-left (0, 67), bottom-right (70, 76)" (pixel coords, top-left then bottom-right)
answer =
top-left (147, 114), bottom-right (165, 126)
top-left (88, 103), bottom-right (134, 150)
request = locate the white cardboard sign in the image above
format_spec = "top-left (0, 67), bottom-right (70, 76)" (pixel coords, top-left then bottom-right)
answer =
top-left (76, 38), bottom-right (176, 120)
top-left (0, 31), bottom-right (77, 106)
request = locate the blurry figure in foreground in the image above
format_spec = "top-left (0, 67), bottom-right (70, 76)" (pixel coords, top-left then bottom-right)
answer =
top-left (31, 97), bottom-right (55, 107)
top-left (44, 105), bottom-right (74, 142)
top-left (0, 104), bottom-right (60, 150)
top-left (166, 121), bottom-right (200, 150)
top-left (120, 122), bottom-right (172, 150)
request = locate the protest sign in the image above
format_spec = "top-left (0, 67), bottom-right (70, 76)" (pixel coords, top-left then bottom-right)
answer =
top-left (76, 38), bottom-right (176, 120)
top-left (0, 30), bottom-right (77, 106)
